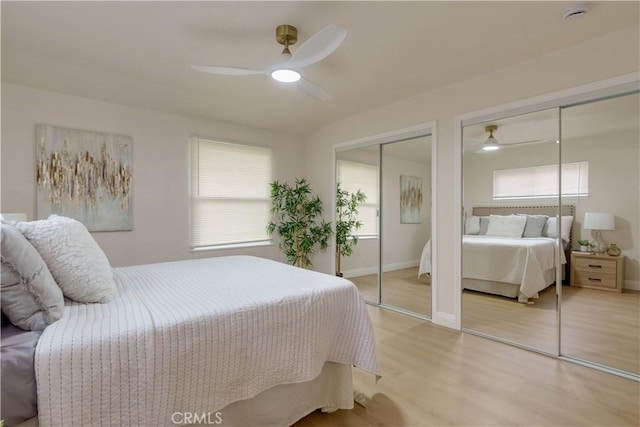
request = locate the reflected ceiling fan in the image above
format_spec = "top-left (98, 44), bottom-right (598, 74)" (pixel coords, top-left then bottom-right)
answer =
top-left (191, 24), bottom-right (347, 101)
top-left (467, 124), bottom-right (548, 153)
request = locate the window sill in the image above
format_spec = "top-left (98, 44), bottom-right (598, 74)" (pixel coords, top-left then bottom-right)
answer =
top-left (191, 240), bottom-right (273, 252)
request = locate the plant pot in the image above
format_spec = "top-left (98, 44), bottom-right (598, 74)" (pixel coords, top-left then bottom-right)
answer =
top-left (579, 245), bottom-right (590, 252)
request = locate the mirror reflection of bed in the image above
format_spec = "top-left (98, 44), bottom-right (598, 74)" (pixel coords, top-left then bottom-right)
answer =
top-left (460, 93), bottom-right (639, 376)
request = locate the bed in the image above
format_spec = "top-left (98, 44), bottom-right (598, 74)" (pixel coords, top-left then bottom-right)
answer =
top-left (419, 205), bottom-right (574, 303)
top-left (2, 217), bottom-right (379, 427)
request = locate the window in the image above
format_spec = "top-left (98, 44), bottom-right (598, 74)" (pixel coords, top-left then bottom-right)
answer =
top-left (190, 137), bottom-right (272, 249)
top-left (493, 161), bottom-right (589, 200)
top-left (337, 159), bottom-right (378, 236)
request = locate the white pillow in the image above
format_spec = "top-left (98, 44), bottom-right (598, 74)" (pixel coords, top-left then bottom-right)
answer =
top-left (543, 215), bottom-right (574, 243)
top-left (485, 214), bottom-right (527, 238)
top-left (17, 215), bottom-right (116, 303)
top-left (465, 216), bottom-right (480, 235)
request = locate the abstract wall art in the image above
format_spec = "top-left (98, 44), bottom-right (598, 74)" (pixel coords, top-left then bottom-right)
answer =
top-left (400, 175), bottom-right (422, 224)
top-left (36, 124), bottom-right (133, 231)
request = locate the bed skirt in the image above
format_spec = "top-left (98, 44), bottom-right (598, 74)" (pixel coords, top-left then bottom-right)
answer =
top-left (14, 361), bottom-right (353, 427)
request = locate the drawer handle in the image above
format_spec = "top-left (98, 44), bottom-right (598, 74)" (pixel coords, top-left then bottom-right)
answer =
top-left (588, 277), bottom-right (602, 282)
top-left (588, 264), bottom-right (602, 269)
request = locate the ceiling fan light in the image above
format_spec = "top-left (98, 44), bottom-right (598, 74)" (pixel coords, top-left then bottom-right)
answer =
top-left (482, 136), bottom-right (500, 151)
top-left (270, 69), bottom-right (301, 83)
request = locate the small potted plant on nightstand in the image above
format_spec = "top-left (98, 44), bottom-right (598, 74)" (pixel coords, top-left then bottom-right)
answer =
top-left (577, 239), bottom-right (592, 252)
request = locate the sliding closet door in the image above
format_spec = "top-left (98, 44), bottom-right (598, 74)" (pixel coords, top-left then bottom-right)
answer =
top-left (461, 108), bottom-right (561, 354)
top-left (336, 146), bottom-right (380, 303)
top-left (560, 92), bottom-right (640, 376)
top-left (380, 136), bottom-right (432, 318)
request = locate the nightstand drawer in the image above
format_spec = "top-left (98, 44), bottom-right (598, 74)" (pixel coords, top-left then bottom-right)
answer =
top-left (572, 270), bottom-right (618, 289)
top-left (573, 257), bottom-right (617, 275)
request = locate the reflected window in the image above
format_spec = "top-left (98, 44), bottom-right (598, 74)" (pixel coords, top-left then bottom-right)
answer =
top-left (337, 159), bottom-right (378, 236)
top-left (493, 161), bottom-right (589, 200)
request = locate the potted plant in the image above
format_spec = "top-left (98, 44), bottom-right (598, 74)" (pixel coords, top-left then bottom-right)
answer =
top-left (335, 182), bottom-right (367, 277)
top-left (267, 178), bottom-right (333, 268)
top-left (577, 239), bottom-right (592, 252)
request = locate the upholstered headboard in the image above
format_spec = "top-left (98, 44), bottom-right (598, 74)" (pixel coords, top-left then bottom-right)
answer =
top-left (471, 205), bottom-right (576, 246)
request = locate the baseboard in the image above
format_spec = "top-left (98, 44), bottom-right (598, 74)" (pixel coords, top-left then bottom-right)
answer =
top-left (432, 312), bottom-right (459, 330)
top-left (342, 266), bottom-right (378, 278)
top-left (342, 260), bottom-right (419, 278)
top-left (624, 280), bottom-right (640, 291)
top-left (382, 260), bottom-right (419, 272)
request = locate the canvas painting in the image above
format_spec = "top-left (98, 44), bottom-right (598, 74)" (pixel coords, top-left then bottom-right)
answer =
top-left (36, 124), bottom-right (133, 231)
top-left (400, 175), bottom-right (422, 224)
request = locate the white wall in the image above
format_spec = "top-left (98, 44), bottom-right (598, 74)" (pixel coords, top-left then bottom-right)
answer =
top-left (1, 83), bottom-right (305, 267)
top-left (304, 26), bottom-right (640, 327)
top-left (381, 154), bottom-right (431, 268)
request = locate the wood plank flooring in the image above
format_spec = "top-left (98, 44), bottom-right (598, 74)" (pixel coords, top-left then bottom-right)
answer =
top-left (351, 267), bottom-right (639, 374)
top-left (349, 267), bottom-right (431, 316)
top-left (294, 305), bottom-right (640, 426)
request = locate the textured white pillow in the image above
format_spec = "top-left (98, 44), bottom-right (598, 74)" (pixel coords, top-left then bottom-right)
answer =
top-left (17, 215), bottom-right (116, 303)
top-left (465, 216), bottom-right (481, 235)
top-left (543, 216), bottom-right (574, 243)
top-left (1, 223), bottom-right (64, 330)
top-left (485, 214), bottom-right (527, 238)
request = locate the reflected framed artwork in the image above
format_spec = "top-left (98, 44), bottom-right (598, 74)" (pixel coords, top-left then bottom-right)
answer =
top-left (400, 175), bottom-right (422, 224)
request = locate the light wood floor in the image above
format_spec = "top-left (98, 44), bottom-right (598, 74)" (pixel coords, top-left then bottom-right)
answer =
top-left (349, 267), bottom-right (431, 317)
top-left (294, 305), bottom-right (640, 426)
top-left (351, 267), bottom-right (639, 374)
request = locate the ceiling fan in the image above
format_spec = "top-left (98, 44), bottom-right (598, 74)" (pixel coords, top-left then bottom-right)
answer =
top-left (191, 24), bottom-right (347, 101)
top-left (466, 124), bottom-right (548, 153)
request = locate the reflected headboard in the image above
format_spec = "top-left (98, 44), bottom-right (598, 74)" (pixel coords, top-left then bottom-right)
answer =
top-left (471, 205), bottom-right (576, 246)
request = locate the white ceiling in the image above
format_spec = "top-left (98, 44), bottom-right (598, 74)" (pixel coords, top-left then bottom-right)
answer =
top-left (463, 92), bottom-right (640, 152)
top-left (2, 1), bottom-right (638, 138)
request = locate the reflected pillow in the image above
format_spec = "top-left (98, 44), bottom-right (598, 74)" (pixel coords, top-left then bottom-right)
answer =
top-left (478, 216), bottom-right (490, 235)
top-left (465, 216), bottom-right (480, 235)
top-left (17, 215), bottom-right (117, 303)
top-left (543, 215), bottom-right (574, 244)
top-left (0, 223), bottom-right (64, 330)
top-left (485, 215), bottom-right (527, 238)
top-left (522, 215), bottom-right (548, 238)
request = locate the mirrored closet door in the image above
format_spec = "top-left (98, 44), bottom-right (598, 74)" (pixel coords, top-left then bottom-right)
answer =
top-left (336, 133), bottom-right (433, 318)
top-left (336, 145), bottom-right (381, 304)
top-left (380, 136), bottom-right (432, 317)
top-left (560, 92), bottom-right (640, 376)
top-left (461, 108), bottom-right (562, 354)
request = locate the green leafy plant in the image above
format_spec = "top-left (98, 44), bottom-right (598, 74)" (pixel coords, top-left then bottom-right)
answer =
top-left (335, 182), bottom-right (367, 277)
top-left (267, 178), bottom-right (333, 268)
top-left (577, 239), bottom-right (591, 247)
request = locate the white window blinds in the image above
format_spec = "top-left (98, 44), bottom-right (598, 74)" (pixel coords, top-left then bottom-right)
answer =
top-left (190, 137), bottom-right (272, 248)
top-left (337, 159), bottom-right (378, 236)
top-left (493, 161), bottom-right (589, 200)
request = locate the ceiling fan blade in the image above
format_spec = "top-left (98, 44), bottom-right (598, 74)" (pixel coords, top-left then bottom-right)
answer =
top-left (288, 24), bottom-right (347, 69)
top-left (298, 77), bottom-right (331, 101)
top-left (509, 138), bottom-right (548, 146)
top-left (191, 65), bottom-right (265, 76)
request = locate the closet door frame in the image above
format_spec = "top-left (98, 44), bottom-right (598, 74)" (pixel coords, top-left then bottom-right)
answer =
top-left (333, 120), bottom-right (436, 319)
top-left (453, 72), bottom-right (639, 378)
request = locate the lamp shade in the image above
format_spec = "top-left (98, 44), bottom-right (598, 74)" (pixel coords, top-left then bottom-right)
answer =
top-left (583, 212), bottom-right (615, 231)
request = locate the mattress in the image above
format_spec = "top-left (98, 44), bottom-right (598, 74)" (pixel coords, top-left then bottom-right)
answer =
top-left (34, 255), bottom-right (379, 427)
top-left (420, 236), bottom-right (564, 299)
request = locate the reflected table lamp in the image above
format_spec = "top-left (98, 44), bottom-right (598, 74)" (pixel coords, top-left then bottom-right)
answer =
top-left (583, 212), bottom-right (615, 253)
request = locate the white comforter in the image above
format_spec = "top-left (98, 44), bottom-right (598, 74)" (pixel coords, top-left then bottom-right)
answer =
top-left (35, 256), bottom-right (379, 427)
top-left (419, 236), bottom-right (564, 298)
